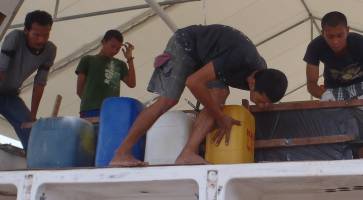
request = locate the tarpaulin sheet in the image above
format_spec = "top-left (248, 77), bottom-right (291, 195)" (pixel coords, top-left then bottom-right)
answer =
top-left (254, 108), bottom-right (363, 162)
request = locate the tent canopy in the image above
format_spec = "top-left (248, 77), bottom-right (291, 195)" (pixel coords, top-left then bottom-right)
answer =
top-left (1, 0), bottom-right (363, 140)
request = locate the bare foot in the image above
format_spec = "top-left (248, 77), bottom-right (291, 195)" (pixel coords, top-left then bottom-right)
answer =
top-left (175, 151), bottom-right (209, 165)
top-left (109, 153), bottom-right (148, 167)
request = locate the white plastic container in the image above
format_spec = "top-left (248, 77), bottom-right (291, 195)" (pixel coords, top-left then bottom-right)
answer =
top-left (144, 111), bottom-right (196, 165)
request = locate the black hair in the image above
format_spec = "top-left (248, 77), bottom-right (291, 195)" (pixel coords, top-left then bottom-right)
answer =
top-left (321, 11), bottom-right (347, 29)
top-left (254, 69), bottom-right (288, 103)
top-left (24, 10), bottom-right (53, 30)
top-left (102, 29), bottom-right (123, 43)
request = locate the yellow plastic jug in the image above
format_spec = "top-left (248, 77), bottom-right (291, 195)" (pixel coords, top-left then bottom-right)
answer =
top-left (205, 105), bottom-right (255, 164)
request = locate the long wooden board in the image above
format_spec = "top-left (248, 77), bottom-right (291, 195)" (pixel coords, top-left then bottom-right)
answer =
top-left (255, 134), bottom-right (356, 149)
top-left (250, 99), bottom-right (363, 112)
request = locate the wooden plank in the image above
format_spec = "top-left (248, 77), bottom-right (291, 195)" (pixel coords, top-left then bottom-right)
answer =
top-left (255, 134), bottom-right (356, 149)
top-left (51, 94), bottom-right (62, 117)
top-left (21, 94), bottom-right (63, 129)
top-left (250, 99), bottom-right (363, 112)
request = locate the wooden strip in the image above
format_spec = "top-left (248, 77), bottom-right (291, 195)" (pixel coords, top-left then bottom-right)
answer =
top-left (21, 94), bottom-right (63, 129)
top-left (255, 134), bottom-right (356, 149)
top-left (51, 94), bottom-right (62, 117)
top-left (250, 99), bottom-right (363, 112)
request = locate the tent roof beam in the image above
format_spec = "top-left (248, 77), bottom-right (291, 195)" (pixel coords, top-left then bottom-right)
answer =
top-left (9, 0), bottom-right (200, 29)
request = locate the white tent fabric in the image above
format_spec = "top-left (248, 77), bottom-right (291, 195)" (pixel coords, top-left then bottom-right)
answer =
top-left (1, 0), bottom-right (363, 141)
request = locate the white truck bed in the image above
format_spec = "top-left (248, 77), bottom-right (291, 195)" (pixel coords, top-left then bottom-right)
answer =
top-left (1, 159), bottom-right (363, 200)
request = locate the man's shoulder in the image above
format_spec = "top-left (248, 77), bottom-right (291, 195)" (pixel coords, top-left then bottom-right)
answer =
top-left (44, 41), bottom-right (57, 54)
top-left (6, 29), bottom-right (23, 39)
top-left (306, 35), bottom-right (328, 55)
top-left (309, 35), bottom-right (325, 46)
top-left (347, 33), bottom-right (363, 54)
top-left (46, 40), bottom-right (56, 49)
top-left (80, 54), bottom-right (97, 61)
top-left (2, 30), bottom-right (24, 47)
top-left (177, 24), bottom-right (200, 33)
top-left (112, 58), bottom-right (126, 66)
top-left (348, 32), bottom-right (363, 42)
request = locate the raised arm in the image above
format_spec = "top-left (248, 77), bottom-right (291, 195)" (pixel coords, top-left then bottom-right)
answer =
top-left (122, 42), bottom-right (136, 88)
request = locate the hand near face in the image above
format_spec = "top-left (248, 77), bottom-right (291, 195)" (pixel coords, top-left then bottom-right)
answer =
top-left (122, 42), bottom-right (134, 60)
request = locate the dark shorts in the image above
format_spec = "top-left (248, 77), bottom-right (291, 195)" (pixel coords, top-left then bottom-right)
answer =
top-left (147, 35), bottom-right (227, 100)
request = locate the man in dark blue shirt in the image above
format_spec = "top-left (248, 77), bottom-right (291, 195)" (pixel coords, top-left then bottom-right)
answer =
top-left (304, 11), bottom-right (363, 100)
top-left (111, 24), bottom-right (288, 166)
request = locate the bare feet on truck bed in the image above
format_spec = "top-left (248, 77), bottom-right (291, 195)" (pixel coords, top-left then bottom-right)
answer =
top-left (109, 153), bottom-right (148, 167)
top-left (175, 150), bottom-right (209, 165)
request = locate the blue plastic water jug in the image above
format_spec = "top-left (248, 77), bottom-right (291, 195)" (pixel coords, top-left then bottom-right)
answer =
top-left (95, 97), bottom-right (144, 167)
top-left (27, 117), bottom-right (96, 168)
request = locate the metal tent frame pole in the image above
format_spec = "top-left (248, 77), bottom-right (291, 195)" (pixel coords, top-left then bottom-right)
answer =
top-left (144, 0), bottom-right (178, 32)
top-left (301, 0), bottom-right (320, 32)
top-left (9, 0), bottom-right (199, 29)
top-left (53, 0), bottom-right (60, 18)
top-left (256, 17), bottom-right (310, 47)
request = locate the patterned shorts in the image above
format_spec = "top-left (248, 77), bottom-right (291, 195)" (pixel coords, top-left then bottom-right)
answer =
top-left (322, 82), bottom-right (363, 101)
top-left (147, 35), bottom-right (227, 100)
